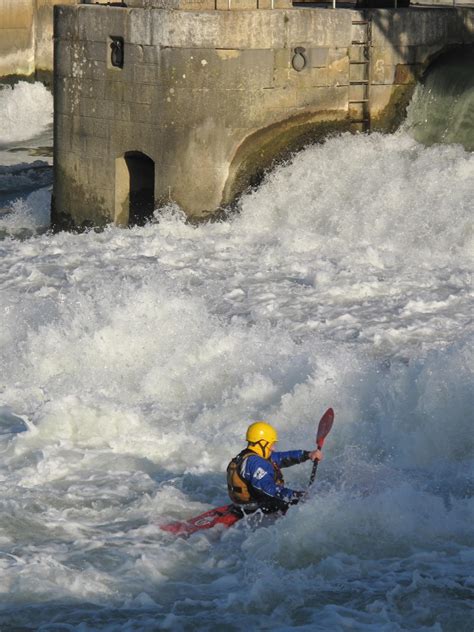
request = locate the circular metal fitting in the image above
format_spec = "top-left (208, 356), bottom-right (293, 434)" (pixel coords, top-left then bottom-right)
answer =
top-left (292, 47), bottom-right (307, 72)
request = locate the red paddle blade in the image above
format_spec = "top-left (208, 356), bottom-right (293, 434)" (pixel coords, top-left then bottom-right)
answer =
top-left (316, 407), bottom-right (334, 449)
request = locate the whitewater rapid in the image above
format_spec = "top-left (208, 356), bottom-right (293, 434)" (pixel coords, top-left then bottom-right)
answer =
top-left (0, 81), bottom-right (473, 631)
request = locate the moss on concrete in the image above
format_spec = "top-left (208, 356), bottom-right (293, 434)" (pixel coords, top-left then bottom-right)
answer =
top-left (52, 166), bottom-right (110, 231)
top-left (370, 84), bottom-right (416, 133)
top-left (222, 111), bottom-right (352, 209)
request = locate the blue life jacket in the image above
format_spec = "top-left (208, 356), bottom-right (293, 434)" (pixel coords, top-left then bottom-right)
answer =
top-left (227, 449), bottom-right (309, 511)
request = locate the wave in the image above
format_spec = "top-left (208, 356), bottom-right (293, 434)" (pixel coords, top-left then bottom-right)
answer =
top-left (0, 82), bottom-right (53, 146)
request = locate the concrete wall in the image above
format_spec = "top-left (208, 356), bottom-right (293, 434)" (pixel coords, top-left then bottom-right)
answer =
top-left (53, 4), bottom-right (474, 227)
top-left (0, 0), bottom-right (76, 80)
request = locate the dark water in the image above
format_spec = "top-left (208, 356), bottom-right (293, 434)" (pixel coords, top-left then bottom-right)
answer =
top-left (406, 47), bottom-right (474, 150)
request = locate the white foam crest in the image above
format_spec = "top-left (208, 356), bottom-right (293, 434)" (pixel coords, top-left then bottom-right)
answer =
top-left (0, 82), bottom-right (53, 146)
top-left (234, 133), bottom-right (473, 263)
top-left (0, 188), bottom-right (51, 236)
top-left (243, 482), bottom-right (472, 567)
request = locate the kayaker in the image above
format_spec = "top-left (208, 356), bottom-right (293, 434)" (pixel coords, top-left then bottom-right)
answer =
top-left (226, 421), bottom-right (322, 514)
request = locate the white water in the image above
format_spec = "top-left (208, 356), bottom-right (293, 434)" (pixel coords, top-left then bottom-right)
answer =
top-left (0, 82), bottom-right (473, 631)
top-left (0, 81), bottom-right (53, 146)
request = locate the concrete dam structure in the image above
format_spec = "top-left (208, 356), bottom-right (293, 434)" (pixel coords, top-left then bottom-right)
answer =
top-left (0, 0), bottom-right (77, 81)
top-left (52, 2), bottom-right (474, 228)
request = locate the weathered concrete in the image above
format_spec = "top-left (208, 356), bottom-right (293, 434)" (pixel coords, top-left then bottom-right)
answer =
top-left (52, 3), bottom-right (474, 227)
top-left (0, 0), bottom-right (76, 81)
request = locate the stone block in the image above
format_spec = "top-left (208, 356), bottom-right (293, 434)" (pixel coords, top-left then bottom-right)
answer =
top-left (131, 102), bottom-right (155, 124)
top-left (104, 79), bottom-right (126, 102)
top-left (261, 86), bottom-right (297, 109)
top-left (114, 101), bottom-right (132, 122)
top-left (88, 78), bottom-right (106, 100)
top-left (128, 8), bottom-right (152, 45)
top-left (79, 97), bottom-right (100, 118)
top-left (223, 87), bottom-right (285, 128)
top-left (296, 85), bottom-right (348, 110)
top-left (367, 83), bottom-right (393, 115)
top-left (374, 45), bottom-right (417, 66)
top-left (151, 9), bottom-right (352, 50)
top-left (229, 0), bottom-right (259, 9)
top-left (291, 65), bottom-right (330, 88)
top-left (327, 52), bottom-right (349, 86)
top-left (134, 63), bottom-right (160, 84)
top-left (272, 0), bottom-right (292, 7)
top-left (328, 47), bottom-right (348, 64)
top-left (77, 114), bottom-right (110, 139)
top-left (178, 0), bottom-right (217, 9)
top-left (218, 49), bottom-right (274, 88)
top-left (86, 134), bottom-right (112, 158)
top-left (142, 45), bottom-right (161, 64)
top-left (91, 60), bottom-right (107, 81)
top-left (274, 48), bottom-right (290, 69)
top-left (76, 6), bottom-right (127, 42)
top-left (86, 41), bottom-right (107, 62)
top-left (71, 131), bottom-right (87, 155)
top-left (156, 47), bottom-right (273, 90)
top-left (53, 6), bottom-right (77, 39)
top-left (309, 47), bottom-right (329, 68)
top-left (124, 44), bottom-right (145, 65)
top-left (55, 41), bottom-right (72, 77)
top-left (134, 83), bottom-right (156, 104)
top-left (287, 10), bottom-right (352, 48)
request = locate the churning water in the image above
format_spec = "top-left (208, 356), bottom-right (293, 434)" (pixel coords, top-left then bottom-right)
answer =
top-left (0, 62), bottom-right (473, 631)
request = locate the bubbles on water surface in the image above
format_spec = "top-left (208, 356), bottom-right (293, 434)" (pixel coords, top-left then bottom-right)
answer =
top-left (0, 82), bottom-right (53, 146)
top-left (0, 78), bottom-right (473, 629)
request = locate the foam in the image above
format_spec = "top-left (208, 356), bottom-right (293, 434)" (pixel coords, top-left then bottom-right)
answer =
top-left (0, 82), bottom-right (53, 146)
top-left (0, 130), bottom-right (472, 629)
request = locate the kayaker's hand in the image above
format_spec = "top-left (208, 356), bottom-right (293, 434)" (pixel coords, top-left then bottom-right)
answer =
top-left (290, 490), bottom-right (306, 505)
top-left (308, 449), bottom-right (323, 462)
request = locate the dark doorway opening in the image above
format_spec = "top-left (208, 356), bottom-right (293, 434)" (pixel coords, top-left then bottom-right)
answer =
top-left (122, 152), bottom-right (155, 226)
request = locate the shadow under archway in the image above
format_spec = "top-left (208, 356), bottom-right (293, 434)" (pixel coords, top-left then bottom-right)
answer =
top-left (115, 151), bottom-right (155, 227)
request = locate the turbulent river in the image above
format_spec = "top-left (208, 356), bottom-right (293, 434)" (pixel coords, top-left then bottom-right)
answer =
top-left (0, 52), bottom-right (473, 631)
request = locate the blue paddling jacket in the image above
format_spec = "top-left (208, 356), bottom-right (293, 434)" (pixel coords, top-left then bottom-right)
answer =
top-left (227, 449), bottom-right (310, 512)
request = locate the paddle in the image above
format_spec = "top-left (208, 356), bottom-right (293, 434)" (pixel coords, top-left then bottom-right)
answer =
top-left (309, 407), bottom-right (334, 487)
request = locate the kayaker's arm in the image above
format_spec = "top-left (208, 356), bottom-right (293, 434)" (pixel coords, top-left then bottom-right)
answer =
top-left (243, 455), bottom-right (303, 505)
top-left (272, 449), bottom-right (322, 468)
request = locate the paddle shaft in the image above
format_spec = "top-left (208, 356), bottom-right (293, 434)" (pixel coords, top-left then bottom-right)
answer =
top-left (308, 444), bottom-right (322, 486)
top-left (308, 407), bottom-right (334, 487)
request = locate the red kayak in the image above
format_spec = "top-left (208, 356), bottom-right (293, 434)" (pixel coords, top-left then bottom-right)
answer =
top-left (161, 408), bottom-right (334, 537)
top-left (160, 503), bottom-right (242, 536)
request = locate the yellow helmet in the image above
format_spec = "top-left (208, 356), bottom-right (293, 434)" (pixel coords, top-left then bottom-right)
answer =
top-left (246, 421), bottom-right (278, 459)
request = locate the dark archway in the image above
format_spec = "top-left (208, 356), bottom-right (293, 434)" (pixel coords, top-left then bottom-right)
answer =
top-left (407, 45), bottom-right (474, 151)
top-left (115, 151), bottom-right (155, 226)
